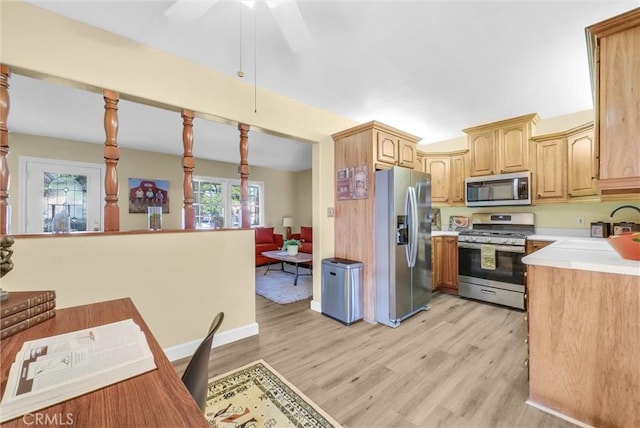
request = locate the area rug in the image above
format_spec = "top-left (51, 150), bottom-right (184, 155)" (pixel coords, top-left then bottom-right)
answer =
top-left (205, 359), bottom-right (342, 428)
top-left (255, 266), bottom-right (312, 304)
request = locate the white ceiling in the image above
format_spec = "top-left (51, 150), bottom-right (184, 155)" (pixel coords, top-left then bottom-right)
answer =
top-left (8, 1), bottom-right (639, 172)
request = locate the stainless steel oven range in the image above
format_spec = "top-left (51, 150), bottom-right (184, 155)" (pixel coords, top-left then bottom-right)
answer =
top-left (457, 213), bottom-right (534, 310)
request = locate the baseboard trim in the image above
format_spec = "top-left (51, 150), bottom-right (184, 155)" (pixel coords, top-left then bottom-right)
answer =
top-left (310, 300), bottom-right (321, 313)
top-left (163, 322), bottom-right (259, 362)
top-left (525, 400), bottom-right (593, 428)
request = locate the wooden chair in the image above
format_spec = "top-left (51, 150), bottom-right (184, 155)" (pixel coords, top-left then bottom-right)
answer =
top-left (181, 312), bottom-right (224, 413)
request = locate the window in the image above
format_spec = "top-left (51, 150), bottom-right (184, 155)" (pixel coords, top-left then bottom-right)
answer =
top-left (193, 176), bottom-right (264, 229)
top-left (20, 157), bottom-right (104, 234)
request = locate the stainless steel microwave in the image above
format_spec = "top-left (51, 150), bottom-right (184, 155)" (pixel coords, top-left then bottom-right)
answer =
top-left (465, 172), bottom-right (531, 207)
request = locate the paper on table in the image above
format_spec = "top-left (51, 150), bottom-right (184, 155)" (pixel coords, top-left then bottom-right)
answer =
top-left (0, 318), bottom-right (157, 423)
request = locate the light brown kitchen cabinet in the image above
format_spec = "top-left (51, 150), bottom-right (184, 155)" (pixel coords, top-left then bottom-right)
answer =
top-left (498, 122), bottom-right (530, 173)
top-left (587, 9), bottom-right (640, 196)
top-left (432, 235), bottom-right (458, 293)
top-left (467, 129), bottom-right (495, 176)
top-left (431, 236), bottom-right (443, 291)
top-left (450, 152), bottom-right (468, 204)
top-left (567, 124), bottom-right (598, 199)
top-left (531, 135), bottom-right (566, 203)
top-left (441, 236), bottom-right (459, 292)
top-left (420, 149), bottom-right (469, 207)
top-left (530, 122), bottom-right (598, 204)
top-left (464, 113), bottom-right (539, 177)
top-left (424, 156), bottom-right (450, 203)
top-left (376, 130), bottom-right (399, 166)
top-left (374, 127), bottom-right (419, 170)
top-left (398, 139), bottom-right (417, 169)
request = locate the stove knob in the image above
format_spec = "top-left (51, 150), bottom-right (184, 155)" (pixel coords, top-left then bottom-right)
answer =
top-left (501, 238), bottom-right (507, 244)
top-left (470, 237), bottom-right (476, 242)
top-left (509, 239), bottom-right (516, 245)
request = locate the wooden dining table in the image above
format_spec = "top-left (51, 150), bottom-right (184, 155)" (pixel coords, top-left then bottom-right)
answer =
top-left (0, 298), bottom-right (208, 427)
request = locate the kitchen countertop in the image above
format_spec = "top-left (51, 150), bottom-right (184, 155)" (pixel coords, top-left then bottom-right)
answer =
top-left (431, 231), bottom-right (459, 237)
top-left (522, 238), bottom-right (640, 276)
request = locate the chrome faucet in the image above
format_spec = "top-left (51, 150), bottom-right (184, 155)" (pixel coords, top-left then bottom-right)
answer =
top-left (609, 205), bottom-right (640, 219)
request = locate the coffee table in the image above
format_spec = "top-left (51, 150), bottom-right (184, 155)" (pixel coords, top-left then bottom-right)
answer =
top-left (261, 250), bottom-right (313, 286)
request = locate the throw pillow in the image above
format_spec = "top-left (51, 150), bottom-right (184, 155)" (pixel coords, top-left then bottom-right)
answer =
top-left (300, 226), bottom-right (312, 242)
top-left (255, 227), bottom-right (275, 244)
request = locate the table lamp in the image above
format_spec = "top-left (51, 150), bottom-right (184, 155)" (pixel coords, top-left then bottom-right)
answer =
top-left (282, 217), bottom-right (293, 239)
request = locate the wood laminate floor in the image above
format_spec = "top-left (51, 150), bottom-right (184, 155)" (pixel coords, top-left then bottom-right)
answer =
top-left (173, 292), bottom-right (574, 428)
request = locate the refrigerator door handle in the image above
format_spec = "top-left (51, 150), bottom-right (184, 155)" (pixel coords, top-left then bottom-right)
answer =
top-left (411, 186), bottom-right (418, 267)
top-left (404, 187), bottom-right (412, 267)
top-left (407, 186), bottom-right (418, 267)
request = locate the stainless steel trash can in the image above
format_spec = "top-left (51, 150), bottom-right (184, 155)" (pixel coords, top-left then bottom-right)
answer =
top-left (321, 258), bottom-right (364, 325)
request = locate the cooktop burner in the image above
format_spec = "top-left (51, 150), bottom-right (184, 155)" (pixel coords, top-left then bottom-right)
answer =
top-left (457, 212), bottom-right (535, 246)
top-left (458, 231), bottom-right (530, 246)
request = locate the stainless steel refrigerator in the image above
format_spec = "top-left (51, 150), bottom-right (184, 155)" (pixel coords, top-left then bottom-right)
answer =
top-left (375, 166), bottom-right (432, 328)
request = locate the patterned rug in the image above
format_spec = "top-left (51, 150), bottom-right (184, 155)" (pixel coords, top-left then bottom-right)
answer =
top-left (255, 266), bottom-right (312, 304)
top-left (205, 360), bottom-right (342, 427)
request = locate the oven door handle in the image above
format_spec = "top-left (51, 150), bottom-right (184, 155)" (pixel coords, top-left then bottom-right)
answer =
top-left (457, 242), bottom-right (525, 254)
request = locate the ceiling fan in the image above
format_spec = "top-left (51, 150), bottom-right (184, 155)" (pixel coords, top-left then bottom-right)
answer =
top-left (164, 0), bottom-right (313, 54)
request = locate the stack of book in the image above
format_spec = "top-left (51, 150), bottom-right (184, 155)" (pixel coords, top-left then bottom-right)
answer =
top-left (1, 290), bottom-right (56, 339)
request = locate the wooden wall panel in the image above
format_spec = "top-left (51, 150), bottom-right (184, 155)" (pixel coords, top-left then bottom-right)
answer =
top-left (334, 129), bottom-right (376, 322)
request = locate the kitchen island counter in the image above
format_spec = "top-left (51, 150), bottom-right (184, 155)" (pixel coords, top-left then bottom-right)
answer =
top-left (523, 237), bottom-right (639, 276)
top-left (524, 240), bottom-right (640, 427)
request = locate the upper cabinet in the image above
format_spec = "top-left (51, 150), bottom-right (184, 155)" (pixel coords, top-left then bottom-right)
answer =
top-left (530, 133), bottom-right (567, 203)
top-left (567, 124), bottom-right (598, 198)
top-left (466, 129), bottom-right (495, 176)
top-left (372, 125), bottom-right (420, 170)
top-left (424, 156), bottom-right (450, 204)
top-left (530, 122), bottom-right (598, 204)
top-left (464, 113), bottom-right (539, 177)
top-left (586, 8), bottom-right (640, 197)
top-left (419, 149), bottom-right (469, 207)
top-left (449, 151), bottom-right (468, 204)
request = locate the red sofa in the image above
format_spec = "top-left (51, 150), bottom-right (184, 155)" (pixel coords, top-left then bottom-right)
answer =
top-left (255, 227), bottom-right (283, 267)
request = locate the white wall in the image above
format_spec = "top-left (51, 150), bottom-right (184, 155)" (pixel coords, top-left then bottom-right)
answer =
top-left (1, 230), bottom-right (256, 352)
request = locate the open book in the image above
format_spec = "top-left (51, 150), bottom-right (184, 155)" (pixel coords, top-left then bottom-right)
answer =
top-left (0, 319), bottom-right (157, 423)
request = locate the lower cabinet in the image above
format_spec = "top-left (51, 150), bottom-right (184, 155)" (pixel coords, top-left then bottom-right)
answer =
top-left (526, 239), bottom-right (554, 255)
top-left (432, 236), bottom-right (458, 293)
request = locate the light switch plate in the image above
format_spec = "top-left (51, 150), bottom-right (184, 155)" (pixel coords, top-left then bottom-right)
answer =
top-left (327, 207), bottom-right (335, 217)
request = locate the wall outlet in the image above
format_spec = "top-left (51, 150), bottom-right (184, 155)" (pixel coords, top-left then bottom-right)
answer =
top-left (327, 207), bottom-right (335, 217)
top-left (577, 216), bottom-right (585, 226)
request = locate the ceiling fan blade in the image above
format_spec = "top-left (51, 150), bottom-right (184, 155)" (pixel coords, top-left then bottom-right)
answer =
top-left (164, 0), bottom-right (220, 23)
top-left (266, 1), bottom-right (312, 54)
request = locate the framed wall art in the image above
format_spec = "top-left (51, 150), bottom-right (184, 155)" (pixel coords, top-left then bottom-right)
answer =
top-left (336, 164), bottom-right (369, 200)
top-left (128, 178), bottom-right (169, 213)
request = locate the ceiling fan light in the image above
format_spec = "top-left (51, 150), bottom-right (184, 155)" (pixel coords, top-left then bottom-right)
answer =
top-left (164, 0), bottom-right (220, 22)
